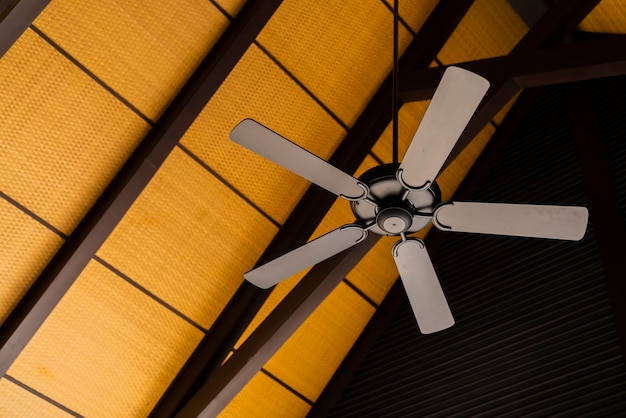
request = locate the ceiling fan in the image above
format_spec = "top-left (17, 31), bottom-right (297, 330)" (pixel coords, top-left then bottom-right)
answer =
top-left (229, 65), bottom-right (588, 334)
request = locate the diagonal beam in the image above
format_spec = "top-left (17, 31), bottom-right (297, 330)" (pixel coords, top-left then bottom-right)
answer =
top-left (567, 81), bottom-right (626, 360)
top-left (399, 34), bottom-right (626, 102)
top-left (177, 234), bottom-right (381, 418)
top-left (0, 0), bottom-right (283, 376)
top-left (0, 0), bottom-right (51, 58)
top-left (152, 1), bottom-right (477, 415)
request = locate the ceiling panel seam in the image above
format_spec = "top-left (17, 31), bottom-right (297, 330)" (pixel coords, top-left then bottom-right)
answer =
top-left (343, 278), bottom-right (379, 308)
top-left (29, 24), bottom-right (154, 126)
top-left (92, 256), bottom-right (208, 333)
top-left (2, 374), bottom-right (83, 417)
top-left (260, 368), bottom-right (314, 405)
top-left (0, 190), bottom-right (67, 239)
top-left (175, 143), bottom-right (281, 228)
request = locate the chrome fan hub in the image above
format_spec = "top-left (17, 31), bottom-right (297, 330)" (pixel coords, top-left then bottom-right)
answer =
top-left (351, 163), bottom-right (441, 236)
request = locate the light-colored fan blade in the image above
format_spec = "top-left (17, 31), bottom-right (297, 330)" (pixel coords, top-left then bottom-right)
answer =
top-left (245, 225), bottom-right (367, 289)
top-left (433, 202), bottom-right (588, 241)
top-left (230, 119), bottom-right (367, 200)
top-left (392, 239), bottom-right (454, 334)
top-left (398, 67), bottom-right (490, 190)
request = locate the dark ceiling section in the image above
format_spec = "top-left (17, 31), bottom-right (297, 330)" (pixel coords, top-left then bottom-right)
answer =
top-left (327, 78), bottom-right (626, 417)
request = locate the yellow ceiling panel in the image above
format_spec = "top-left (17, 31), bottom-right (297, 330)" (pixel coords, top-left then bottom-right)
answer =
top-left (0, 199), bottom-right (63, 323)
top-left (580, 0), bottom-right (626, 33)
top-left (8, 260), bottom-right (204, 417)
top-left (372, 101), bottom-right (431, 163)
top-left (215, 0), bottom-right (247, 18)
top-left (180, 44), bottom-right (346, 224)
top-left (219, 372), bottom-right (311, 418)
top-left (257, 0), bottom-right (414, 126)
top-left (34, 0), bottom-right (229, 120)
top-left (0, 29), bottom-right (150, 235)
top-left (0, 378), bottom-right (72, 418)
top-left (97, 147), bottom-right (278, 329)
top-left (383, 0), bottom-right (439, 33)
top-left (264, 282), bottom-right (376, 401)
top-left (438, 0), bottom-right (527, 65)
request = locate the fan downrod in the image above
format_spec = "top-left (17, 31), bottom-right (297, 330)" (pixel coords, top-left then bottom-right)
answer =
top-left (351, 163), bottom-right (441, 236)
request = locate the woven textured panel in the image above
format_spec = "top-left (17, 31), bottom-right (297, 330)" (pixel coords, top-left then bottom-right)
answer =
top-left (219, 372), bottom-right (311, 418)
top-left (264, 282), bottom-right (376, 401)
top-left (8, 260), bottom-right (204, 417)
top-left (0, 199), bottom-right (63, 323)
top-left (34, 0), bottom-right (229, 120)
top-left (580, 0), bottom-right (626, 34)
top-left (0, 29), bottom-right (150, 235)
top-left (97, 147), bottom-right (278, 329)
top-left (438, 0), bottom-right (528, 65)
top-left (180, 44), bottom-right (346, 224)
top-left (215, 0), bottom-right (246, 17)
top-left (384, 0), bottom-right (439, 33)
top-left (0, 378), bottom-right (72, 418)
top-left (257, 0), bottom-right (413, 126)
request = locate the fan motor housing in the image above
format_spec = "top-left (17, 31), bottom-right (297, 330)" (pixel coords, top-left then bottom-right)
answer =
top-left (351, 163), bottom-right (441, 236)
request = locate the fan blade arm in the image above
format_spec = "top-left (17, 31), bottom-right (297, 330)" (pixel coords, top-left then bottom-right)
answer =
top-left (398, 66), bottom-right (490, 190)
top-left (244, 224), bottom-right (368, 289)
top-left (433, 201), bottom-right (588, 241)
top-left (230, 119), bottom-right (368, 200)
top-left (392, 238), bottom-right (454, 334)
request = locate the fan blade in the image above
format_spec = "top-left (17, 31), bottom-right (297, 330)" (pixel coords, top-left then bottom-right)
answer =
top-left (398, 66), bottom-right (490, 190)
top-left (245, 225), bottom-right (367, 289)
top-left (392, 238), bottom-right (454, 334)
top-left (433, 202), bottom-right (588, 241)
top-left (230, 119), bottom-right (367, 200)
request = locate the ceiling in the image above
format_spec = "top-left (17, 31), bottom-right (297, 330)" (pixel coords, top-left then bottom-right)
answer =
top-left (0, 0), bottom-right (625, 417)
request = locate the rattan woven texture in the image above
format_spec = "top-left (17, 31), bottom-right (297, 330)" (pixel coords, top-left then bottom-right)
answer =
top-left (0, 199), bottom-right (63, 323)
top-left (0, 29), bottom-right (150, 235)
top-left (0, 377), bottom-right (71, 418)
top-left (7, 260), bottom-right (204, 417)
top-left (220, 371), bottom-right (312, 417)
top-left (180, 44), bottom-right (347, 225)
top-left (438, 0), bottom-right (528, 65)
top-left (580, 0), bottom-right (626, 33)
top-left (34, 0), bottom-right (229, 121)
top-left (257, 0), bottom-right (415, 127)
top-left (96, 147), bottom-right (278, 330)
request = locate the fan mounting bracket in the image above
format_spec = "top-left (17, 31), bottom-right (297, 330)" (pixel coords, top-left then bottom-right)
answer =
top-left (351, 163), bottom-right (441, 236)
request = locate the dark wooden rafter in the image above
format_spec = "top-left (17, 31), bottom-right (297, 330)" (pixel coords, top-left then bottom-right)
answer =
top-left (308, 87), bottom-right (544, 417)
top-left (0, 0), bottom-right (51, 58)
top-left (154, 0), bottom-right (477, 415)
top-left (177, 234), bottom-right (381, 417)
top-left (0, 0), bottom-right (284, 375)
top-left (312, 0), bottom-right (607, 413)
top-left (400, 34), bottom-right (626, 102)
top-left (567, 82), bottom-right (626, 360)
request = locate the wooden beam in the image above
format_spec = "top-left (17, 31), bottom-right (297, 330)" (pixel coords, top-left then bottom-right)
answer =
top-left (152, 1), bottom-right (477, 415)
top-left (176, 234), bottom-right (381, 418)
top-left (567, 81), bottom-right (626, 360)
top-left (0, 0), bottom-right (284, 376)
top-left (0, 0), bottom-right (50, 58)
top-left (399, 35), bottom-right (626, 102)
